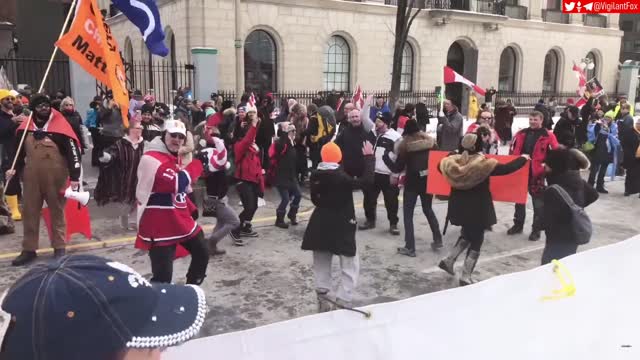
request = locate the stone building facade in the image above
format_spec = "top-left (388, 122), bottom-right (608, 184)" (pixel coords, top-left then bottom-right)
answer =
top-left (106, 0), bottom-right (622, 101)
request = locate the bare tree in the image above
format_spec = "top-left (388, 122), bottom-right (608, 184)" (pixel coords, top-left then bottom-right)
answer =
top-left (390, 0), bottom-right (423, 112)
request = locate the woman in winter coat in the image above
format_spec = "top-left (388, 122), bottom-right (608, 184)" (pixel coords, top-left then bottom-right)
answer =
top-left (587, 111), bottom-right (619, 193)
top-left (386, 120), bottom-right (442, 257)
top-left (438, 133), bottom-right (529, 286)
top-left (60, 97), bottom-right (88, 152)
top-left (302, 141), bottom-right (374, 312)
top-left (272, 123), bottom-right (301, 229)
top-left (494, 99), bottom-right (516, 144)
top-left (621, 116), bottom-right (640, 196)
top-left (231, 105), bottom-right (264, 245)
top-left (94, 120), bottom-right (145, 230)
top-left (542, 148), bottom-right (598, 264)
top-left (289, 103), bottom-right (309, 184)
top-left (554, 106), bottom-right (580, 148)
top-left (466, 110), bottom-right (501, 155)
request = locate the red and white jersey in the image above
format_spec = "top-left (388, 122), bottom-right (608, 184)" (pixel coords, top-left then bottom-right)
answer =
top-left (135, 140), bottom-right (203, 249)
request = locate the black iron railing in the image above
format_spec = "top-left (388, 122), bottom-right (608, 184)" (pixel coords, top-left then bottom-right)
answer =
top-left (0, 57), bottom-right (71, 96)
top-left (96, 60), bottom-right (195, 105)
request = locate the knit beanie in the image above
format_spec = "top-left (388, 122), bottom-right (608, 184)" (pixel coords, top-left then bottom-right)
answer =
top-left (321, 142), bottom-right (342, 164)
top-left (29, 94), bottom-right (51, 111)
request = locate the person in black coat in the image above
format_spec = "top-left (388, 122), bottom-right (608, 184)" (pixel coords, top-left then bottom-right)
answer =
top-left (553, 106), bottom-right (580, 148)
top-left (257, 95), bottom-right (276, 170)
top-left (302, 141), bottom-right (374, 312)
top-left (541, 148), bottom-right (599, 265)
top-left (415, 97), bottom-right (430, 132)
top-left (60, 97), bottom-right (87, 152)
top-left (621, 116), bottom-right (640, 196)
top-left (272, 123), bottom-right (301, 228)
top-left (386, 120), bottom-right (442, 257)
top-left (438, 133), bottom-right (529, 286)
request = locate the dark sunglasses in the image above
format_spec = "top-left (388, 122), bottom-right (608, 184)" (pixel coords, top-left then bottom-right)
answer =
top-left (170, 133), bottom-right (186, 140)
top-left (35, 103), bottom-right (51, 110)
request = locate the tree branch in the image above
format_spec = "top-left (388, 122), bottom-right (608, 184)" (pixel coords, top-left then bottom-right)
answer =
top-left (385, 21), bottom-right (396, 37)
top-left (406, 5), bottom-right (422, 35)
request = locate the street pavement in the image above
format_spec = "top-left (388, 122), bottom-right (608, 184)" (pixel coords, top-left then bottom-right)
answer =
top-left (0, 165), bottom-right (638, 339)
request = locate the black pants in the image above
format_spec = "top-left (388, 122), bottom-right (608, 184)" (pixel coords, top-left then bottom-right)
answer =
top-left (309, 143), bottom-right (322, 170)
top-left (236, 181), bottom-right (259, 224)
top-left (89, 128), bottom-right (101, 166)
top-left (363, 173), bottom-right (399, 226)
top-left (403, 189), bottom-right (440, 251)
top-left (5, 172), bottom-right (21, 197)
top-left (148, 231), bottom-right (209, 284)
top-left (513, 190), bottom-right (544, 231)
top-left (462, 225), bottom-right (485, 253)
top-left (541, 242), bottom-right (578, 265)
top-left (588, 161), bottom-right (609, 188)
top-left (295, 144), bottom-right (308, 182)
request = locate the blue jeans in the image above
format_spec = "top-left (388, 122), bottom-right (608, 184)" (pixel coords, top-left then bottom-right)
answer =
top-left (403, 189), bottom-right (441, 251)
top-left (277, 184), bottom-right (301, 218)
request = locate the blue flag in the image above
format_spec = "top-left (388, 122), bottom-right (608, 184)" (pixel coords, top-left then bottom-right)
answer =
top-left (111, 0), bottom-right (169, 57)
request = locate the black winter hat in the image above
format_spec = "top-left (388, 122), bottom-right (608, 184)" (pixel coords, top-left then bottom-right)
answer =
top-left (29, 94), bottom-right (51, 111)
top-left (141, 104), bottom-right (155, 115)
top-left (403, 119), bottom-right (420, 136)
top-left (544, 148), bottom-right (572, 175)
top-left (376, 111), bottom-right (392, 125)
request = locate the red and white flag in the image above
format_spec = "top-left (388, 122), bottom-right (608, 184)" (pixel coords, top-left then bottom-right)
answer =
top-left (352, 85), bottom-right (365, 110)
top-left (249, 92), bottom-right (257, 108)
top-left (443, 66), bottom-right (486, 96)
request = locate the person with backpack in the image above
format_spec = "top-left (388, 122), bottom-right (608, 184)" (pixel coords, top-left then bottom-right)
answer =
top-left (271, 122), bottom-right (301, 229)
top-left (541, 148), bottom-right (599, 265)
top-left (307, 105), bottom-right (336, 170)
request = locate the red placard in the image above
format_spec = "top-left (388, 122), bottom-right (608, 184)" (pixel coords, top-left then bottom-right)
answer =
top-left (426, 151), bottom-right (530, 204)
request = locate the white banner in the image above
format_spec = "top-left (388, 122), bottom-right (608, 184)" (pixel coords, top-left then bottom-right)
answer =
top-left (168, 236), bottom-right (640, 359)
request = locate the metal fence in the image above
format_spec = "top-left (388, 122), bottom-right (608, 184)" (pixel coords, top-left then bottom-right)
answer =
top-left (218, 89), bottom-right (622, 114)
top-left (96, 60), bottom-right (195, 105)
top-left (0, 57), bottom-right (71, 96)
top-left (218, 90), bottom-right (440, 109)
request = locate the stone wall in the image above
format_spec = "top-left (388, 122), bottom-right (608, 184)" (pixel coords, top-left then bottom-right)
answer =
top-left (107, 0), bottom-right (623, 95)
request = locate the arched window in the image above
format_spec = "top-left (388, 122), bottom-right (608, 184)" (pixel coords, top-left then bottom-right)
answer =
top-left (244, 30), bottom-right (277, 93)
top-left (123, 38), bottom-right (134, 90)
top-left (401, 43), bottom-right (414, 91)
top-left (164, 28), bottom-right (177, 90)
top-left (585, 51), bottom-right (597, 79)
top-left (498, 47), bottom-right (517, 92)
top-left (124, 37), bottom-right (133, 64)
top-left (324, 36), bottom-right (351, 91)
top-left (542, 50), bottom-right (560, 93)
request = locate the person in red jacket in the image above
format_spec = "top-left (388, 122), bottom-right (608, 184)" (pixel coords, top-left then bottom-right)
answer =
top-left (508, 111), bottom-right (559, 241)
top-left (231, 104), bottom-right (264, 246)
top-left (135, 120), bottom-right (209, 284)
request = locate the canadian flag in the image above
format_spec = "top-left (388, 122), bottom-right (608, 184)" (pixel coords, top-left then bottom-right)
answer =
top-left (249, 92), bottom-right (257, 108)
top-left (443, 66), bottom-right (486, 96)
top-left (352, 85), bottom-right (365, 110)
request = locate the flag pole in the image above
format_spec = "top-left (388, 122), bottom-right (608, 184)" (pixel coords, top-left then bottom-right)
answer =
top-left (9, 0), bottom-right (79, 177)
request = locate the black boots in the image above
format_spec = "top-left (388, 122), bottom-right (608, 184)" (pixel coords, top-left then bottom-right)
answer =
top-left (275, 213), bottom-right (289, 229)
top-left (358, 221), bottom-right (376, 231)
top-left (431, 232), bottom-right (443, 250)
top-left (507, 224), bottom-right (524, 235)
top-left (12, 251), bottom-right (37, 267)
top-left (288, 207), bottom-right (299, 226)
top-left (528, 230), bottom-right (542, 241)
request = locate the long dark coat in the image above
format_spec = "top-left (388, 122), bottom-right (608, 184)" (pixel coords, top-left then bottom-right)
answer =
top-left (302, 157), bottom-right (374, 257)
top-left (94, 136), bottom-right (144, 206)
top-left (443, 154), bottom-right (527, 228)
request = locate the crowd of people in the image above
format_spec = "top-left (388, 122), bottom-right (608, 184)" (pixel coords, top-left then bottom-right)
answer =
top-left (0, 85), bottom-right (638, 314)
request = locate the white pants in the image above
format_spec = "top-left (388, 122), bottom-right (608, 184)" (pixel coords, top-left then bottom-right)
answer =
top-left (312, 251), bottom-right (360, 303)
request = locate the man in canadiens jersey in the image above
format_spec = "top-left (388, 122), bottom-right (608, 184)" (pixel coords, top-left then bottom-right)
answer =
top-left (135, 119), bottom-right (210, 284)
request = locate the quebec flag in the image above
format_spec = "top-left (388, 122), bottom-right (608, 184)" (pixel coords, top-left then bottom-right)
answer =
top-left (111, 0), bottom-right (169, 57)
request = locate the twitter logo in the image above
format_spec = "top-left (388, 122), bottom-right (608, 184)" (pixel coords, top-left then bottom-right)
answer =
top-left (564, 1), bottom-right (575, 11)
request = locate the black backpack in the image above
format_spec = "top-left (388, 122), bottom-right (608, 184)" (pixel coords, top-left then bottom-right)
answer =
top-left (548, 184), bottom-right (592, 245)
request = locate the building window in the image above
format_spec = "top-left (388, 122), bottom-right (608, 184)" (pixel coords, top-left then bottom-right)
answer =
top-left (621, 21), bottom-right (633, 31)
top-left (634, 40), bottom-right (640, 51)
top-left (498, 46), bottom-right (517, 92)
top-left (401, 43), bottom-right (414, 91)
top-left (542, 49), bottom-right (559, 92)
top-left (324, 36), bottom-right (351, 91)
top-left (585, 51), bottom-right (597, 79)
top-left (244, 30), bottom-right (277, 93)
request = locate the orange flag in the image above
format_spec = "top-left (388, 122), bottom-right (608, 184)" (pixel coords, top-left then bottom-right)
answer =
top-left (55, 0), bottom-right (130, 126)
